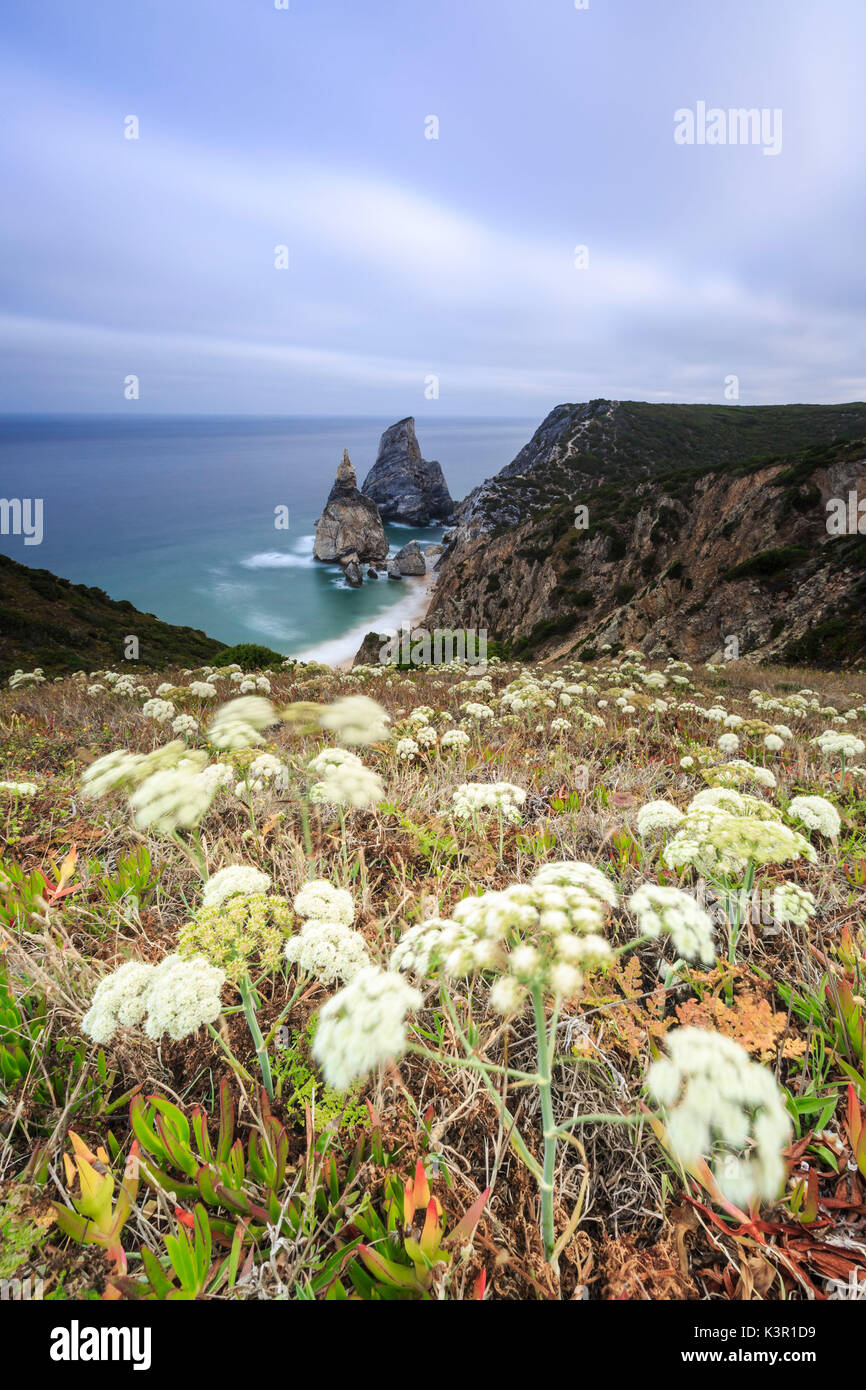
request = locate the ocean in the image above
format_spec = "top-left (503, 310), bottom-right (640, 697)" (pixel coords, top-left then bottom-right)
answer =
top-left (0, 416), bottom-right (534, 663)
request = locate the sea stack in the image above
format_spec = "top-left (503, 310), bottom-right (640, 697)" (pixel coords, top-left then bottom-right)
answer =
top-left (313, 449), bottom-right (389, 571)
top-left (361, 418), bottom-right (455, 525)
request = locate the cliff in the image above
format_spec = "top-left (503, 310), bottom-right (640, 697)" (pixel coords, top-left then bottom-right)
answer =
top-left (428, 404), bottom-right (866, 668)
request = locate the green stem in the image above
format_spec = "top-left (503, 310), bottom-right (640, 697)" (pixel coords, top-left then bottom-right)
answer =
top-left (532, 985), bottom-right (557, 1267)
top-left (725, 860), bottom-right (755, 1001)
top-left (614, 933), bottom-right (653, 957)
top-left (239, 972), bottom-right (273, 1100)
top-left (298, 797), bottom-right (314, 866)
top-left (406, 1043), bottom-right (539, 1083)
top-left (261, 978), bottom-right (309, 1051)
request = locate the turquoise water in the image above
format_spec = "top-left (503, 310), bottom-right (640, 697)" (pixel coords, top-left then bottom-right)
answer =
top-left (0, 416), bottom-right (534, 657)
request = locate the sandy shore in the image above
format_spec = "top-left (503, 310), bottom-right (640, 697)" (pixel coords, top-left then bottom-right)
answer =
top-left (291, 571), bottom-right (437, 670)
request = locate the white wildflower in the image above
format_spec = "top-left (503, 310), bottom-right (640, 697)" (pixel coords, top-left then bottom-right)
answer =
top-left (636, 800), bottom-right (685, 836)
top-left (142, 953), bottom-right (226, 1041)
top-left (771, 882), bottom-right (817, 926)
top-left (202, 865), bottom-right (272, 909)
top-left (129, 766), bottom-right (215, 833)
top-left (786, 795), bottom-right (841, 838)
top-left (318, 696), bottom-right (390, 746)
top-left (294, 879), bottom-right (355, 927)
top-left (628, 885), bottom-right (716, 965)
top-left (208, 696), bottom-right (277, 750)
top-left (312, 966), bottom-right (421, 1090)
top-left (284, 919), bottom-right (370, 984)
top-left (647, 1028), bottom-right (792, 1207)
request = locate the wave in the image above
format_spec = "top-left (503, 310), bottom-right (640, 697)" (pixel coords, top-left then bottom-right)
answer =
top-left (240, 545), bottom-right (315, 570)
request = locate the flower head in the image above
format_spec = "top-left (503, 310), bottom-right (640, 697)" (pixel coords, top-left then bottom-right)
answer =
top-left (647, 1027), bottom-right (791, 1206)
top-left (202, 865), bottom-right (273, 909)
top-left (636, 800), bottom-right (685, 837)
top-left (786, 795), bottom-right (841, 839)
top-left (771, 882), bottom-right (816, 926)
top-left (179, 894), bottom-right (291, 980)
top-left (312, 966), bottom-right (422, 1089)
top-left (208, 696), bottom-right (277, 750)
top-left (142, 953), bottom-right (226, 1040)
top-left (318, 696), bottom-right (391, 746)
top-left (452, 781), bottom-right (526, 824)
top-left (129, 766), bottom-right (215, 833)
top-left (294, 879), bottom-right (355, 927)
top-left (628, 885), bottom-right (716, 965)
top-left (284, 919), bottom-right (370, 984)
top-left (82, 961), bottom-right (155, 1044)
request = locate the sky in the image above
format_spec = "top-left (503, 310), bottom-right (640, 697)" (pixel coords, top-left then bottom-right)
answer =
top-left (0, 0), bottom-right (864, 416)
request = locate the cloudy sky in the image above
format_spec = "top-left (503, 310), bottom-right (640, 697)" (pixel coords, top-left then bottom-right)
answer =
top-left (1, 0), bottom-right (864, 415)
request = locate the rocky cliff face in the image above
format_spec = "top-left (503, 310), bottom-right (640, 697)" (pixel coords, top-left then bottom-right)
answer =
top-left (313, 450), bottom-right (389, 564)
top-left (361, 418), bottom-right (455, 525)
top-left (454, 398), bottom-right (866, 535)
top-left (429, 411), bottom-right (866, 668)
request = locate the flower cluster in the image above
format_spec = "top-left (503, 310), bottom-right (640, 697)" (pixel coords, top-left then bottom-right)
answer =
top-left (392, 861), bottom-right (617, 1014)
top-left (307, 748), bottom-right (384, 808)
top-left (293, 879), bottom-right (355, 926)
top-left (208, 696), bottom-right (277, 750)
top-left (284, 919), bottom-right (370, 985)
top-left (311, 966), bottom-right (422, 1090)
top-left (318, 696), bottom-right (390, 746)
top-left (647, 1027), bottom-right (792, 1207)
top-left (179, 894), bottom-right (292, 981)
top-left (628, 885), bottom-right (716, 965)
top-left (452, 781), bottom-right (526, 825)
top-left (771, 882), bottom-right (817, 926)
top-left (202, 864), bottom-right (272, 909)
top-left (701, 760), bottom-right (777, 790)
top-left (636, 800), bottom-right (684, 837)
top-left (812, 731), bottom-right (865, 760)
top-left (129, 765), bottom-right (214, 834)
top-left (82, 953), bottom-right (225, 1044)
top-left (663, 810), bottom-right (815, 880)
top-left (786, 795), bottom-right (841, 839)
top-left (0, 780), bottom-right (38, 796)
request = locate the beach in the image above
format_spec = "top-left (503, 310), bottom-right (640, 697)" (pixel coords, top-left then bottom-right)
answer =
top-left (292, 570), bottom-right (437, 670)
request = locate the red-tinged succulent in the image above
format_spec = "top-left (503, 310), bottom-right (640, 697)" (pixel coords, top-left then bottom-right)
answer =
top-left (350, 1162), bottom-right (489, 1299)
top-left (53, 1130), bottom-right (140, 1276)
